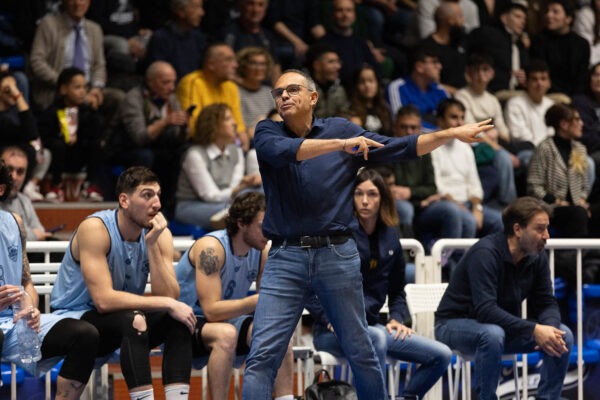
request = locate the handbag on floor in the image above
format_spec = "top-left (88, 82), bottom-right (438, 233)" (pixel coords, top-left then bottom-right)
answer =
top-left (304, 369), bottom-right (358, 400)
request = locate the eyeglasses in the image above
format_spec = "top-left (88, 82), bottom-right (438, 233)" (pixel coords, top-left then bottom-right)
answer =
top-left (270, 84), bottom-right (309, 100)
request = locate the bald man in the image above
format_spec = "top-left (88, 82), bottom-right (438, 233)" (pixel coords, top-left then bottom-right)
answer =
top-left (111, 60), bottom-right (188, 211)
top-left (176, 43), bottom-right (248, 148)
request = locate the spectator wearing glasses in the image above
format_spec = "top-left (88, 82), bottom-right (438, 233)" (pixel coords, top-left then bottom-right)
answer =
top-left (241, 68), bottom-right (493, 399)
top-left (236, 47), bottom-right (275, 139)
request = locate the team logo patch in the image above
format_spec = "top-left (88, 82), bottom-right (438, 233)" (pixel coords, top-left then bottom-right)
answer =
top-left (8, 245), bottom-right (18, 262)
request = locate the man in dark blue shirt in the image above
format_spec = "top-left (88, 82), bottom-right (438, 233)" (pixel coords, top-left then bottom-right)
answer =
top-left (435, 196), bottom-right (573, 400)
top-left (242, 68), bottom-right (492, 399)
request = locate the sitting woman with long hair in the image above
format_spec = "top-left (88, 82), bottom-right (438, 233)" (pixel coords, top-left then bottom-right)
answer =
top-left (528, 103), bottom-right (591, 239)
top-left (307, 168), bottom-right (452, 400)
top-left (348, 65), bottom-right (393, 136)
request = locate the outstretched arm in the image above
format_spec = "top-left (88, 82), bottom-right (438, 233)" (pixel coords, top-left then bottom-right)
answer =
top-left (296, 136), bottom-right (385, 161)
top-left (416, 119), bottom-right (493, 156)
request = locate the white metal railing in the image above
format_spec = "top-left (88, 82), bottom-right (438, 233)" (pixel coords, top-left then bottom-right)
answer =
top-left (23, 238), bottom-right (426, 399)
top-left (431, 238), bottom-right (600, 400)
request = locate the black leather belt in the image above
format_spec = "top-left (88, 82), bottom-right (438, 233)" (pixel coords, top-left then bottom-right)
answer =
top-left (273, 234), bottom-right (352, 248)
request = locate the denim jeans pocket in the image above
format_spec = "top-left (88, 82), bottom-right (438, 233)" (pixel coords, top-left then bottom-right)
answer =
top-left (331, 239), bottom-right (359, 259)
top-left (268, 243), bottom-right (284, 258)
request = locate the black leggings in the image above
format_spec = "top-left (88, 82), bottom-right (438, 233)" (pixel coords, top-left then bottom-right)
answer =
top-left (41, 318), bottom-right (99, 383)
top-left (81, 309), bottom-right (192, 388)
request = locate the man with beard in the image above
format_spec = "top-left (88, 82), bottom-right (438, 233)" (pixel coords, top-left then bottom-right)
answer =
top-left (51, 166), bottom-right (197, 400)
top-left (435, 196), bottom-right (573, 400)
top-left (175, 192), bottom-right (294, 400)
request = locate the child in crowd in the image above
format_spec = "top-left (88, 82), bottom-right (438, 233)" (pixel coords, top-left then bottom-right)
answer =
top-left (37, 67), bottom-right (104, 202)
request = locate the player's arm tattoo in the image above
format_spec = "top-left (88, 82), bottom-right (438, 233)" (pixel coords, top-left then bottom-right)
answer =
top-left (198, 247), bottom-right (219, 275)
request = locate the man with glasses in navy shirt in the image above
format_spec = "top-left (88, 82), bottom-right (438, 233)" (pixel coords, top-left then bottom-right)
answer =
top-left (242, 69), bottom-right (493, 400)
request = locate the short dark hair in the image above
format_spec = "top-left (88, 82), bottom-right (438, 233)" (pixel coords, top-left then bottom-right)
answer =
top-left (225, 192), bottom-right (266, 236)
top-left (546, 0), bottom-right (575, 18)
top-left (57, 67), bottom-right (85, 89)
top-left (0, 160), bottom-right (14, 201)
top-left (525, 59), bottom-right (550, 78)
top-left (396, 105), bottom-right (421, 120)
top-left (115, 166), bottom-right (160, 198)
top-left (436, 98), bottom-right (465, 118)
top-left (466, 53), bottom-right (495, 69)
top-left (409, 45), bottom-right (439, 71)
top-left (305, 43), bottom-right (338, 73)
top-left (502, 196), bottom-right (551, 236)
top-left (354, 168), bottom-right (399, 227)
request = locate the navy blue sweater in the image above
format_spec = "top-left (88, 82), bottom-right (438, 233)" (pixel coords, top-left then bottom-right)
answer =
top-left (436, 232), bottom-right (561, 339)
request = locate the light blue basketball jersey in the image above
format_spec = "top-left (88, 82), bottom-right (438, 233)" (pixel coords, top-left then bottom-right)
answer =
top-left (0, 211), bottom-right (65, 375)
top-left (0, 210), bottom-right (22, 318)
top-left (51, 209), bottom-right (149, 316)
top-left (176, 229), bottom-right (261, 316)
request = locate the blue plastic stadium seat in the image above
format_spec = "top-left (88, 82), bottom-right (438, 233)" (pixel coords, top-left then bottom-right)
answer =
top-left (1, 363), bottom-right (25, 385)
top-left (168, 220), bottom-right (207, 239)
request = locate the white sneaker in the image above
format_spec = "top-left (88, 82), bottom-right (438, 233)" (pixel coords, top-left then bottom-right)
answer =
top-left (23, 181), bottom-right (44, 202)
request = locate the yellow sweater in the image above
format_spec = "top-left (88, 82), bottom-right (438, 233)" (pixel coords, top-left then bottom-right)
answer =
top-left (176, 70), bottom-right (246, 137)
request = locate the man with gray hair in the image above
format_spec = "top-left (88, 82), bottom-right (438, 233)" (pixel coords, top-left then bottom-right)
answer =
top-left (242, 68), bottom-right (493, 399)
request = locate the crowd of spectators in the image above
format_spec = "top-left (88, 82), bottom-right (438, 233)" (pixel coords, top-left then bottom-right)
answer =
top-left (1, 0), bottom-right (600, 279)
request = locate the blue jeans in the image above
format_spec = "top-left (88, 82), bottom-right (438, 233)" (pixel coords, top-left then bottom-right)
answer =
top-left (174, 200), bottom-right (228, 229)
top-left (463, 202), bottom-right (504, 237)
top-left (395, 199), bottom-right (415, 226)
top-left (242, 239), bottom-right (386, 400)
top-left (435, 319), bottom-right (573, 400)
top-left (493, 149), bottom-right (517, 206)
top-left (416, 200), bottom-right (477, 241)
top-left (314, 323), bottom-right (452, 398)
top-left (587, 155), bottom-right (596, 190)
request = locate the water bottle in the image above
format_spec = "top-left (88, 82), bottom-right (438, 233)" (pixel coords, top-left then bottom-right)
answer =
top-left (12, 287), bottom-right (42, 364)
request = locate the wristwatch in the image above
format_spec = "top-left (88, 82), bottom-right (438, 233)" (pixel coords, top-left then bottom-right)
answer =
top-left (473, 204), bottom-right (483, 212)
